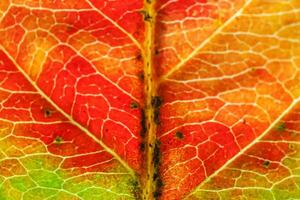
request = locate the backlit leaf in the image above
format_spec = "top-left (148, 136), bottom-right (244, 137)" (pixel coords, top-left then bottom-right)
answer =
top-left (0, 0), bottom-right (300, 199)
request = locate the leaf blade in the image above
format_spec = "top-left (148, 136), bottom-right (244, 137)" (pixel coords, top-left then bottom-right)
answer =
top-left (156, 0), bottom-right (300, 199)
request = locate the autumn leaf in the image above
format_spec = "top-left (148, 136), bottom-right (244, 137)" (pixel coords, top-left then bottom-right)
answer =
top-left (0, 0), bottom-right (300, 200)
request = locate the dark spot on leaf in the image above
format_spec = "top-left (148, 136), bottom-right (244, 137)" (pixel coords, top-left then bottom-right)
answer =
top-left (153, 140), bottom-right (161, 167)
top-left (152, 139), bottom-right (163, 199)
top-left (152, 96), bottom-right (163, 125)
top-left (44, 108), bottom-right (52, 118)
top-left (140, 109), bottom-right (147, 138)
top-left (262, 160), bottom-right (270, 168)
top-left (153, 172), bottom-right (159, 181)
top-left (66, 25), bottom-right (76, 33)
top-left (156, 177), bottom-right (164, 188)
top-left (153, 177), bottom-right (163, 198)
top-left (140, 143), bottom-right (145, 151)
top-left (151, 96), bottom-right (162, 109)
top-left (140, 10), bottom-right (152, 22)
top-left (153, 109), bottom-right (160, 125)
top-left (155, 49), bottom-right (159, 55)
top-left (54, 136), bottom-right (62, 144)
top-left (289, 143), bottom-right (296, 150)
top-left (175, 131), bottom-right (184, 139)
top-left (139, 73), bottom-right (145, 81)
top-left (136, 54), bottom-right (142, 61)
top-left (128, 179), bottom-right (141, 200)
top-left (275, 122), bottom-right (286, 132)
top-left (130, 101), bottom-right (139, 109)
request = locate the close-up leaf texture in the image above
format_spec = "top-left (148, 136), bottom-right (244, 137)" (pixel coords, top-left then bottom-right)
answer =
top-left (0, 0), bottom-right (300, 199)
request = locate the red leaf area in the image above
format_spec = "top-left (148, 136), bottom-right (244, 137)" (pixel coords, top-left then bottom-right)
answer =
top-left (0, 0), bottom-right (145, 174)
top-left (0, 50), bottom-right (118, 173)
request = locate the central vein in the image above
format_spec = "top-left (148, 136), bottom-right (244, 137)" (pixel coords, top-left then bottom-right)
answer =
top-left (141, 0), bottom-right (160, 199)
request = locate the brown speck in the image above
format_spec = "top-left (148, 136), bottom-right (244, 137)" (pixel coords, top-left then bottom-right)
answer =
top-left (140, 143), bottom-right (145, 151)
top-left (44, 108), bottom-right (52, 118)
top-left (54, 136), bottom-right (62, 144)
top-left (140, 109), bottom-right (147, 138)
top-left (153, 140), bottom-right (161, 166)
top-left (151, 96), bottom-right (162, 108)
top-left (130, 101), bottom-right (139, 109)
top-left (289, 143), bottom-right (296, 150)
top-left (175, 131), bottom-right (184, 139)
top-left (139, 73), bottom-right (145, 81)
top-left (262, 160), bottom-right (270, 168)
top-left (136, 54), bottom-right (142, 61)
top-left (140, 10), bottom-right (152, 22)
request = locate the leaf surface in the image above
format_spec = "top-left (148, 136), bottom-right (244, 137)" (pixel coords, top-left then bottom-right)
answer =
top-left (0, 0), bottom-right (144, 199)
top-left (156, 0), bottom-right (300, 199)
top-left (1, 0), bottom-right (300, 200)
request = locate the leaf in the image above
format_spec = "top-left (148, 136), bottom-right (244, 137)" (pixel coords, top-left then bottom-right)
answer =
top-left (156, 0), bottom-right (300, 199)
top-left (0, 1), bottom-right (144, 199)
top-left (0, 0), bottom-right (300, 200)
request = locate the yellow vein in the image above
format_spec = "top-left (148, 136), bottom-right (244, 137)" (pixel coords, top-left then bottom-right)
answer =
top-left (0, 4), bottom-right (11, 24)
top-left (0, 45), bottom-right (135, 177)
top-left (160, 0), bottom-right (253, 81)
top-left (86, 0), bottom-right (142, 51)
top-left (184, 97), bottom-right (300, 199)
